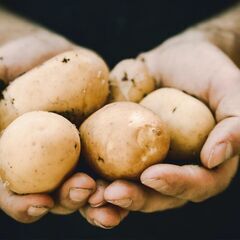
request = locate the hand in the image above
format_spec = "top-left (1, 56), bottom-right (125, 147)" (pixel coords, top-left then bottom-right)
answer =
top-left (0, 172), bottom-right (95, 223)
top-left (80, 180), bottom-right (128, 229)
top-left (0, 17), bottom-right (74, 222)
top-left (0, 13), bottom-right (127, 226)
top-left (0, 166), bottom-right (126, 226)
top-left (139, 30), bottom-right (240, 169)
top-left (103, 29), bottom-right (239, 219)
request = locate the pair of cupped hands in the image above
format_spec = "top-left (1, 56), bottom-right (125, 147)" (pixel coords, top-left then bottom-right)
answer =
top-left (0, 27), bottom-right (239, 228)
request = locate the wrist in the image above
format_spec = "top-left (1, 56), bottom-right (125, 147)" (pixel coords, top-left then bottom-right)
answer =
top-left (195, 3), bottom-right (240, 35)
top-left (191, 4), bottom-right (240, 65)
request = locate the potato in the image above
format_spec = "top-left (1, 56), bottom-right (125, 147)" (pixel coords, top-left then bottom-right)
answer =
top-left (109, 59), bottom-right (155, 102)
top-left (0, 48), bottom-right (109, 130)
top-left (0, 111), bottom-right (80, 194)
top-left (140, 88), bottom-right (216, 160)
top-left (80, 102), bottom-right (170, 180)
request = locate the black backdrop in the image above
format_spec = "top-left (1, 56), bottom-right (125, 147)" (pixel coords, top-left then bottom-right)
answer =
top-left (0, 0), bottom-right (240, 239)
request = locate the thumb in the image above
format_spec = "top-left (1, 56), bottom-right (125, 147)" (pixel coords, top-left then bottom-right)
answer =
top-left (201, 84), bottom-right (240, 168)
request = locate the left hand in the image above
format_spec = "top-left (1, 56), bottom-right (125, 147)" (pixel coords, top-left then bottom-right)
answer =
top-left (52, 178), bottom-right (129, 229)
top-left (103, 29), bottom-right (240, 215)
top-left (104, 157), bottom-right (237, 213)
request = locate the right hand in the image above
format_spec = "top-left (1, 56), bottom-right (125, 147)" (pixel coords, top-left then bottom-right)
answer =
top-left (0, 11), bottom-right (128, 226)
top-left (0, 172), bottom-right (128, 225)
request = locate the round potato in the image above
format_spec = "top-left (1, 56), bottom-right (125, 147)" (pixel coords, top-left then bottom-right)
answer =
top-left (80, 102), bottom-right (170, 180)
top-left (0, 111), bottom-right (80, 194)
top-left (140, 88), bottom-right (216, 160)
top-left (109, 59), bottom-right (155, 102)
top-left (0, 48), bottom-right (109, 130)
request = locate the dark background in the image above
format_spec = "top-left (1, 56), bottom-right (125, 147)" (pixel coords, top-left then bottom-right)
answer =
top-left (0, 0), bottom-right (240, 239)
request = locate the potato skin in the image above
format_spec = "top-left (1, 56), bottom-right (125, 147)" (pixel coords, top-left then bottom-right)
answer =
top-left (109, 59), bottom-right (155, 102)
top-left (140, 88), bottom-right (216, 160)
top-left (80, 102), bottom-right (170, 180)
top-left (0, 48), bottom-right (109, 130)
top-left (0, 111), bottom-right (80, 194)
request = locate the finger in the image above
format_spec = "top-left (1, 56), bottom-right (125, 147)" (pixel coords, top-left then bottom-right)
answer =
top-left (141, 157), bottom-right (238, 202)
top-left (0, 181), bottom-right (53, 223)
top-left (88, 180), bottom-right (108, 208)
top-left (52, 173), bottom-right (96, 213)
top-left (104, 180), bottom-right (186, 213)
top-left (80, 204), bottom-right (128, 229)
top-left (201, 117), bottom-right (240, 168)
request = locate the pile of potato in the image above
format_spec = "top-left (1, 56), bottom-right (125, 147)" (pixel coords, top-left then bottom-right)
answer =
top-left (0, 52), bottom-right (215, 194)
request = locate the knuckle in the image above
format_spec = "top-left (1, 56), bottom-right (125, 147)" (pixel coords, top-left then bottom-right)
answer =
top-left (171, 184), bottom-right (188, 197)
top-left (68, 173), bottom-right (96, 190)
top-left (159, 178), bottom-right (188, 198)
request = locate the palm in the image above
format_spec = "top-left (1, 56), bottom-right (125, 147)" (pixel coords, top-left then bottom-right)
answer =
top-left (104, 31), bottom-right (240, 212)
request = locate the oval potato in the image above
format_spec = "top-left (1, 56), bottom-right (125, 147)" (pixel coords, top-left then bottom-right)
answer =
top-left (80, 102), bottom-right (170, 180)
top-left (0, 48), bottom-right (109, 130)
top-left (0, 111), bottom-right (80, 194)
top-left (140, 88), bottom-right (216, 160)
top-left (109, 59), bottom-right (155, 102)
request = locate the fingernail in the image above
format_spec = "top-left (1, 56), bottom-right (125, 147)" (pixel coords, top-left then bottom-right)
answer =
top-left (93, 219), bottom-right (114, 229)
top-left (141, 178), bottom-right (168, 192)
top-left (208, 142), bottom-right (233, 168)
top-left (28, 206), bottom-right (48, 217)
top-left (69, 188), bottom-right (92, 202)
top-left (107, 198), bottom-right (132, 208)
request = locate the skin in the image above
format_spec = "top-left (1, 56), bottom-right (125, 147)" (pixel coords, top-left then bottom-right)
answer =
top-left (102, 3), bottom-right (240, 225)
top-left (0, 8), bottom-right (126, 227)
top-left (1, 4), bottom-right (240, 228)
top-left (0, 8), bottom-right (75, 84)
